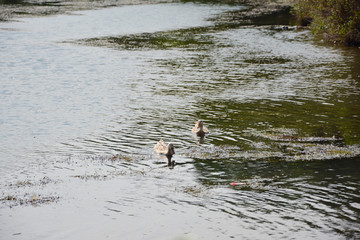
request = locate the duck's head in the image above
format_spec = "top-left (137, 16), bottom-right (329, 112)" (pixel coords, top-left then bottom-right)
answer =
top-left (197, 120), bottom-right (204, 128)
top-left (167, 143), bottom-right (175, 156)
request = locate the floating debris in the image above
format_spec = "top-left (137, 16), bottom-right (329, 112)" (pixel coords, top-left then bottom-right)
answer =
top-left (270, 25), bottom-right (298, 31)
top-left (72, 169), bottom-right (146, 181)
top-left (243, 56), bottom-right (292, 64)
top-left (9, 176), bottom-right (56, 188)
top-left (110, 154), bottom-right (133, 162)
top-left (0, 193), bottom-right (59, 207)
top-left (230, 177), bottom-right (279, 191)
top-left (285, 143), bottom-right (360, 161)
top-left (178, 185), bottom-right (209, 197)
top-left (248, 127), bottom-right (341, 143)
top-left (73, 174), bottom-right (109, 181)
top-left (241, 127), bottom-right (360, 161)
top-left (230, 182), bottom-right (247, 186)
top-left (184, 144), bottom-right (241, 159)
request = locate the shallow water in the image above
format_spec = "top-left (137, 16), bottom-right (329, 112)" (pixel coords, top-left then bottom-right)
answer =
top-left (1, 2), bottom-right (360, 239)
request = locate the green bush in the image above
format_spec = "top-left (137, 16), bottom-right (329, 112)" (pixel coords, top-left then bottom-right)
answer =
top-left (293, 0), bottom-right (360, 46)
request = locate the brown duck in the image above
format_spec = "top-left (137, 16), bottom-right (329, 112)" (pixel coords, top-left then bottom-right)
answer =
top-left (192, 120), bottom-right (209, 137)
top-left (154, 139), bottom-right (175, 157)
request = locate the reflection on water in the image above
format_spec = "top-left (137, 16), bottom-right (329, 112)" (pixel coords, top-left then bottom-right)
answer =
top-left (0, 2), bottom-right (360, 239)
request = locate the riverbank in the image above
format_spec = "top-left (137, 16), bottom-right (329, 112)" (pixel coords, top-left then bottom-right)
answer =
top-left (292, 0), bottom-right (360, 46)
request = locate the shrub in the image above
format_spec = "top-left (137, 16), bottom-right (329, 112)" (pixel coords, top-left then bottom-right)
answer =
top-left (293, 0), bottom-right (360, 46)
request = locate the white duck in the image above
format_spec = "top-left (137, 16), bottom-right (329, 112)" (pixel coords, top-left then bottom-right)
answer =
top-left (154, 139), bottom-right (175, 157)
top-left (192, 120), bottom-right (209, 137)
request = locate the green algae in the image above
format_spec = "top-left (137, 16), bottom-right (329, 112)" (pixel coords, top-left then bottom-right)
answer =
top-left (77, 28), bottom-right (214, 50)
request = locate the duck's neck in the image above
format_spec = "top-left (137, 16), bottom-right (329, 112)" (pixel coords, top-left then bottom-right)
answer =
top-left (166, 146), bottom-right (174, 156)
top-left (166, 149), bottom-right (172, 156)
top-left (197, 124), bottom-right (205, 134)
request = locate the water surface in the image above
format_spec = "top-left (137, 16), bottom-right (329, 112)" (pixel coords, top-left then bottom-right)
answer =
top-left (1, 2), bottom-right (360, 239)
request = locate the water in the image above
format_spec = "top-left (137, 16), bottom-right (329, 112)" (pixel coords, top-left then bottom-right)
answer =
top-left (1, 2), bottom-right (360, 239)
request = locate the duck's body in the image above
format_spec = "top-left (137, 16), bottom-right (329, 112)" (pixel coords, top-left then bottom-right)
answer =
top-left (192, 120), bottom-right (209, 137)
top-left (154, 139), bottom-right (175, 157)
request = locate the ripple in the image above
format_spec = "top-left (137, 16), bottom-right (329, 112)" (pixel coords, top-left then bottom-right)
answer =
top-left (1, 2), bottom-right (360, 240)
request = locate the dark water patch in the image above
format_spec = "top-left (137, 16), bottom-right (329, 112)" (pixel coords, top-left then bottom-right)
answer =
top-left (203, 155), bottom-right (360, 183)
top-left (0, 0), bottom-right (24, 4)
top-left (249, 5), bottom-right (296, 26)
top-left (198, 99), bottom-right (360, 146)
top-left (243, 56), bottom-right (292, 64)
top-left (0, 0), bottom-right (62, 5)
top-left (210, 2), bottom-right (296, 27)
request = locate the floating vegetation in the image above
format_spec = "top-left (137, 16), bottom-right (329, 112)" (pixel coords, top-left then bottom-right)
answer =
top-left (177, 185), bottom-right (209, 197)
top-left (243, 56), bottom-right (292, 64)
top-left (245, 128), bottom-right (360, 161)
top-left (9, 176), bottom-right (56, 188)
top-left (182, 127), bottom-right (360, 162)
top-left (62, 153), bottom-right (144, 169)
top-left (184, 144), bottom-right (242, 159)
top-left (230, 176), bottom-right (279, 191)
top-left (73, 174), bottom-right (110, 181)
top-left (250, 127), bottom-right (340, 143)
top-left (0, 176), bottom-right (60, 207)
top-left (72, 28), bottom-right (214, 50)
top-left (110, 154), bottom-right (133, 162)
top-left (270, 25), bottom-right (298, 31)
top-left (283, 143), bottom-right (360, 161)
top-left (72, 169), bottom-right (146, 181)
top-left (0, 193), bottom-right (59, 207)
top-left (11, 180), bottom-right (33, 187)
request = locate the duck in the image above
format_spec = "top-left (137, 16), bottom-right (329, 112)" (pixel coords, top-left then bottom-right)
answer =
top-left (154, 139), bottom-right (175, 157)
top-left (192, 120), bottom-right (209, 137)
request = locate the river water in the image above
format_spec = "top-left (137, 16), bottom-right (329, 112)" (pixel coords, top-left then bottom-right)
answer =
top-left (1, 2), bottom-right (360, 239)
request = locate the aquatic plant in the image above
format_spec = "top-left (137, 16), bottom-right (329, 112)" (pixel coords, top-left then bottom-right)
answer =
top-left (178, 185), bottom-right (209, 197)
top-left (230, 176), bottom-right (278, 191)
top-left (79, 29), bottom-right (214, 51)
top-left (0, 193), bottom-right (59, 207)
